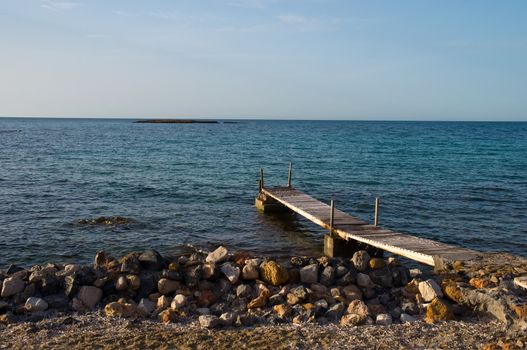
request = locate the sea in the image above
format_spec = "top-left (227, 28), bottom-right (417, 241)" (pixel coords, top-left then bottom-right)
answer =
top-left (0, 118), bottom-right (526, 267)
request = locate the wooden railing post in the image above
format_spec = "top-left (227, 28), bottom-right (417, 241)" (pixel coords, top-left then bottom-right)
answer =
top-left (329, 199), bottom-right (335, 234)
top-left (287, 162), bottom-right (292, 188)
top-left (260, 168), bottom-right (264, 191)
top-left (374, 196), bottom-right (380, 226)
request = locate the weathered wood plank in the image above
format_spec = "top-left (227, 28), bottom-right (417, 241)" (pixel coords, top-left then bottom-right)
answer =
top-left (262, 187), bottom-right (478, 266)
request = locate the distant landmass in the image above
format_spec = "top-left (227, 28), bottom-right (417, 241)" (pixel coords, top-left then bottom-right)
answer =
top-left (134, 119), bottom-right (219, 124)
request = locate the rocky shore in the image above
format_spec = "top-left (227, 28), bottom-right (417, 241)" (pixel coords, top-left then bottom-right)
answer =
top-left (1, 247), bottom-right (526, 349)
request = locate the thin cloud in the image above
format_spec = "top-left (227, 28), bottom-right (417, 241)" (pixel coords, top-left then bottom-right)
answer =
top-left (277, 13), bottom-right (341, 31)
top-left (113, 10), bottom-right (139, 18)
top-left (41, 0), bottom-right (79, 11)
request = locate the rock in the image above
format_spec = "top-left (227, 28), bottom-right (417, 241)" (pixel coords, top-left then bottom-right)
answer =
top-left (401, 301), bottom-right (419, 315)
top-left (336, 271), bottom-right (356, 286)
top-left (171, 294), bottom-right (187, 309)
top-left (25, 297), bottom-right (48, 312)
top-left (247, 295), bottom-right (266, 309)
top-left (104, 301), bottom-right (139, 318)
top-left (197, 290), bottom-right (217, 307)
top-left (138, 249), bottom-right (165, 270)
top-left (369, 258), bottom-right (386, 270)
top-left (138, 298), bottom-right (155, 315)
top-left (158, 278), bottom-right (180, 295)
top-left (199, 315), bottom-right (220, 328)
top-left (120, 253), bottom-right (141, 274)
top-left (159, 308), bottom-right (179, 323)
top-left (442, 281), bottom-right (464, 303)
top-left (341, 285), bottom-right (362, 302)
top-left (351, 251), bottom-right (370, 272)
top-left (0, 301), bottom-right (9, 312)
top-left (375, 313), bottom-right (392, 325)
top-left (202, 263), bottom-right (217, 280)
top-left (115, 276), bottom-right (128, 291)
top-left (1, 276), bottom-right (25, 297)
top-left (127, 275), bottom-right (141, 290)
top-left (184, 265), bottom-right (202, 287)
top-left (391, 266), bottom-right (411, 287)
top-left (260, 261), bottom-right (289, 286)
top-left (196, 307), bottom-right (210, 315)
top-left (94, 251), bottom-right (110, 269)
top-left (157, 295), bottom-right (171, 310)
top-left (219, 312), bottom-right (236, 326)
top-left (356, 273), bottom-right (375, 288)
top-left (400, 313), bottom-right (417, 323)
top-left (287, 293), bottom-right (300, 305)
top-left (242, 264), bottom-right (259, 280)
top-left (299, 264), bottom-right (319, 284)
top-left (513, 304), bottom-right (527, 319)
top-left (369, 267), bottom-right (393, 288)
top-left (335, 265), bottom-right (348, 278)
top-left (206, 246), bottom-right (229, 264)
top-left (220, 263), bottom-right (240, 284)
top-left (325, 303), bottom-right (345, 321)
top-left (469, 277), bottom-right (490, 289)
top-left (418, 279), bottom-right (443, 302)
top-left (236, 284), bottom-right (252, 298)
top-left (425, 298), bottom-right (454, 323)
top-left (347, 300), bottom-right (370, 324)
top-left (340, 313), bottom-right (362, 326)
top-left (274, 304), bottom-right (291, 318)
top-left (320, 266), bottom-right (336, 286)
top-left (255, 283), bottom-right (271, 298)
top-left (390, 306), bottom-right (402, 319)
top-left (76, 286), bottom-right (102, 309)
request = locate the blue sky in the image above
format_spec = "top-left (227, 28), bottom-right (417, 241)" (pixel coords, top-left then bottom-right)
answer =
top-left (1, 0), bottom-right (526, 120)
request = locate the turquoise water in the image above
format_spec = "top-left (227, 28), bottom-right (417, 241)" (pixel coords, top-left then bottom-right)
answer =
top-left (0, 118), bottom-right (526, 266)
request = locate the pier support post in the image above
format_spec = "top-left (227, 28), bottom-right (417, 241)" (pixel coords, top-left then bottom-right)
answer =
top-left (255, 193), bottom-right (290, 213)
top-left (324, 235), bottom-right (385, 258)
top-left (287, 162), bottom-right (292, 188)
top-left (374, 196), bottom-right (380, 226)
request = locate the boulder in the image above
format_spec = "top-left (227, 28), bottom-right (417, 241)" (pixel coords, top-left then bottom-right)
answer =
top-left (375, 313), bottom-right (392, 326)
top-left (247, 295), bottom-right (266, 309)
top-left (1, 276), bottom-right (25, 297)
top-left (260, 261), bottom-right (289, 286)
top-left (220, 263), bottom-right (240, 284)
top-left (94, 251), bottom-right (110, 269)
top-left (236, 284), bottom-right (252, 298)
top-left (325, 303), bottom-right (345, 321)
top-left (425, 298), bottom-right (454, 323)
top-left (120, 253), bottom-right (141, 274)
top-left (127, 275), bottom-right (141, 290)
top-left (340, 313), bottom-right (362, 326)
top-left (157, 295), bottom-right (171, 310)
top-left (138, 249), bottom-right (165, 270)
top-left (341, 285), bottom-right (363, 302)
top-left (418, 279), bottom-right (443, 302)
top-left (369, 267), bottom-right (393, 288)
top-left (351, 251), bottom-right (370, 272)
top-left (400, 313), bottom-right (417, 323)
top-left (274, 304), bottom-right (291, 318)
top-left (105, 301), bottom-right (139, 318)
top-left (77, 286), bottom-right (103, 309)
top-left (206, 246), bottom-right (229, 264)
top-left (356, 273), bottom-right (375, 288)
top-left (219, 312), bottom-right (236, 326)
top-left (171, 294), bottom-right (187, 309)
top-left (320, 266), bottom-right (336, 286)
top-left (115, 276), bottom-right (128, 291)
top-left (442, 280), bottom-right (464, 303)
top-left (202, 263), bottom-right (217, 280)
top-left (242, 264), bottom-right (259, 280)
top-left (469, 277), bottom-right (490, 289)
top-left (197, 290), bottom-right (217, 307)
top-left (184, 265), bottom-right (202, 287)
top-left (159, 308), bottom-right (179, 323)
top-left (369, 258), bottom-right (386, 270)
top-left (299, 264), bottom-right (319, 284)
top-left (158, 278), bottom-right (180, 295)
top-left (138, 298), bottom-right (155, 315)
top-left (199, 315), bottom-right (220, 329)
top-left (347, 300), bottom-right (370, 324)
top-left (25, 297), bottom-right (48, 312)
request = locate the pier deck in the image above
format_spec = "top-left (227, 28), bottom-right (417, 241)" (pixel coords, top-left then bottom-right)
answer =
top-left (261, 186), bottom-right (479, 266)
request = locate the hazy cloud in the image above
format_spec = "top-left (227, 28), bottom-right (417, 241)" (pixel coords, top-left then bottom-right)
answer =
top-left (277, 13), bottom-right (341, 31)
top-left (41, 0), bottom-right (79, 11)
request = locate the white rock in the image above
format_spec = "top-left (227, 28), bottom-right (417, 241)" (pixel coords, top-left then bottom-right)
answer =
top-left (138, 298), bottom-right (155, 315)
top-left (115, 276), bottom-right (128, 291)
top-left (418, 279), bottom-right (443, 302)
top-left (158, 278), bottom-right (180, 295)
top-left (1, 276), bottom-right (25, 298)
top-left (220, 262), bottom-right (240, 284)
top-left (77, 286), bottom-right (103, 309)
top-left (245, 258), bottom-right (262, 266)
top-left (157, 295), bottom-right (171, 310)
top-left (25, 297), bottom-right (48, 312)
top-left (242, 264), bottom-right (259, 280)
top-left (299, 264), bottom-right (319, 284)
top-left (356, 273), bottom-right (375, 288)
top-left (206, 246), bottom-right (229, 264)
top-left (199, 314), bottom-right (220, 328)
top-left (219, 312), bottom-right (236, 326)
top-left (375, 313), bottom-right (392, 326)
top-left (400, 313), bottom-right (417, 323)
top-left (171, 294), bottom-right (187, 309)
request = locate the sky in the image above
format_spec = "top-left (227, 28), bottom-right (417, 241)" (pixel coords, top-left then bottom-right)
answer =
top-left (0, 0), bottom-right (526, 120)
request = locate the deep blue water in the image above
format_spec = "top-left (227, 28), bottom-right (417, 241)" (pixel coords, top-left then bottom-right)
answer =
top-left (0, 118), bottom-right (526, 267)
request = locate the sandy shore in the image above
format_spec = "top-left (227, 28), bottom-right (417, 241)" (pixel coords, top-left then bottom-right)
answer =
top-left (0, 313), bottom-right (516, 350)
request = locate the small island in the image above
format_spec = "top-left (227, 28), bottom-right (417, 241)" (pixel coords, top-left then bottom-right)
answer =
top-left (134, 119), bottom-right (219, 124)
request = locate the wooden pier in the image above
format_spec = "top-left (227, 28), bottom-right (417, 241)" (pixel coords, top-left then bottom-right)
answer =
top-left (256, 166), bottom-right (480, 267)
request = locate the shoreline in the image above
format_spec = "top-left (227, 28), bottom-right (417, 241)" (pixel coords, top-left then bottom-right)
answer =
top-left (1, 247), bottom-right (526, 349)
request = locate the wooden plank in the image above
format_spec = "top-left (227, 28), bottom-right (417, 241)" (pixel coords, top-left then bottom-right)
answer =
top-left (262, 187), bottom-right (477, 266)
